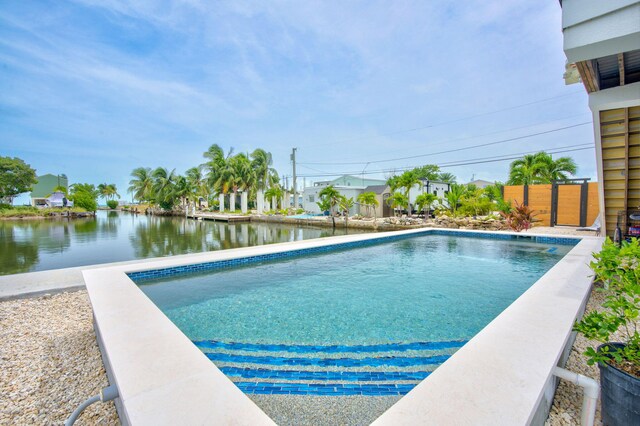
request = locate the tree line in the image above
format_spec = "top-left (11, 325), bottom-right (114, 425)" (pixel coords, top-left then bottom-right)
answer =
top-left (128, 145), bottom-right (279, 211)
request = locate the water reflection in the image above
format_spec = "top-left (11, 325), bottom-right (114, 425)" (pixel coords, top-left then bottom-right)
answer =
top-left (0, 211), bottom-right (364, 275)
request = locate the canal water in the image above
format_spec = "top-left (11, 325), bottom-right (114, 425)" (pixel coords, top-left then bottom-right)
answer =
top-left (0, 210), bottom-right (367, 276)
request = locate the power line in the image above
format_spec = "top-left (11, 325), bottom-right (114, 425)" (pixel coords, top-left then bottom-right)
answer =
top-left (293, 144), bottom-right (595, 178)
top-left (299, 113), bottom-right (590, 165)
top-left (305, 90), bottom-right (584, 149)
top-left (300, 121), bottom-right (591, 166)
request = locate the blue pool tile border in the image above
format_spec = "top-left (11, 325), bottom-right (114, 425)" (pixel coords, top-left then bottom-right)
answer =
top-left (235, 381), bottom-right (416, 396)
top-left (193, 339), bottom-right (467, 354)
top-left (128, 230), bottom-right (580, 282)
top-left (220, 366), bottom-right (431, 382)
top-left (205, 352), bottom-right (450, 368)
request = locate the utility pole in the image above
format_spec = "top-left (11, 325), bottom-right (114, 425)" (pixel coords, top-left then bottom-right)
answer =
top-left (291, 148), bottom-right (298, 209)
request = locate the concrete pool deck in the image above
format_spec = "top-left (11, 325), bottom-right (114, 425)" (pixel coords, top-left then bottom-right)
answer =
top-left (76, 227), bottom-right (602, 425)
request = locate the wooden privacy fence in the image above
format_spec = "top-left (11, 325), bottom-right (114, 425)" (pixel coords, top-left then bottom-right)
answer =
top-left (503, 180), bottom-right (599, 227)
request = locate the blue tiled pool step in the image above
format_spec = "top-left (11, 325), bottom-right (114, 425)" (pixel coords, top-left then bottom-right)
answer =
top-left (205, 352), bottom-right (450, 367)
top-left (193, 339), bottom-right (467, 354)
top-left (235, 381), bottom-right (416, 396)
top-left (220, 367), bottom-right (431, 382)
top-left (196, 339), bottom-right (464, 396)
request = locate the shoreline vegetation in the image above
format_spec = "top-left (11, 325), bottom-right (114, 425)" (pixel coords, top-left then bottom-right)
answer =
top-left (0, 205), bottom-right (94, 220)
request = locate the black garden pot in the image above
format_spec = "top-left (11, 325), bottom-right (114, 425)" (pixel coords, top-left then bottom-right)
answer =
top-left (598, 343), bottom-right (640, 426)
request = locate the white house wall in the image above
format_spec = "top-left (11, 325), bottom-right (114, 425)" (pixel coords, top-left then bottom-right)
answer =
top-left (562, 0), bottom-right (640, 62)
top-left (302, 186), bottom-right (365, 215)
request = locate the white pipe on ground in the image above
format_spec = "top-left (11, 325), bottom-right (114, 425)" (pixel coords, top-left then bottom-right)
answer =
top-left (553, 366), bottom-right (599, 426)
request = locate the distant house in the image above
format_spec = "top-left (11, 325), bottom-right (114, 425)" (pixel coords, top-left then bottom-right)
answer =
top-left (302, 175), bottom-right (387, 215)
top-left (362, 185), bottom-right (392, 218)
top-left (466, 179), bottom-right (494, 189)
top-left (407, 179), bottom-right (451, 212)
top-left (31, 174), bottom-right (68, 207)
top-left (312, 175), bottom-right (387, 188)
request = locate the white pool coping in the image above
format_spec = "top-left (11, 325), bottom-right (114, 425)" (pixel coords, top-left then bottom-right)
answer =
top-left (83, 228), bottom-right (602, 425)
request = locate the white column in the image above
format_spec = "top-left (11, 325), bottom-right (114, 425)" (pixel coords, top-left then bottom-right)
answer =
top-left (230, 193), bottom-right (236, 212)
top-left (272, 196), bottom-right (277, 210)
top-left (257, 190), bottom-right (264, 214)
top-left (284, 192), bottom-right (290, 210)
top-left (264, 199), bottom-right (270, 211)
top-left (219, 194), bottom-right (225, 212)
top-left (241, 192), bottom-right (248, 214)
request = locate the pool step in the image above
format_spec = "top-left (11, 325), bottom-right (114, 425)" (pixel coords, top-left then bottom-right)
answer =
top-left (205, 352), bottom-right (450, 368)
top-left (236, 382), bottom-right (415, 396)
top-left (219, 367), bottom-right (430, 382)
top-left (194, 339), bottom-right (466, 396)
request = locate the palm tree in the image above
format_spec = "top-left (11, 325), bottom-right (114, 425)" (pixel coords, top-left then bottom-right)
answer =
top-left (387, 192), bottom-right (408, 217)
top-left (250, 149), bottom-right (277, 211)
top-left (186, 166), bottom-right (208, 209)
top-left (415, 193), bottom-right (438, 218)
top-left (229, 153), bottom-right (254, 210)
top-left (396, 171), bottom-right (421, 214)
top-left (152, 167), bottom-right (177, 210)
top-left (507, 153), bottom-right (544, 185)
top-left (356, 191), bottom-right (379, 219)
top-left (437, 172), bottom-right (456, 183)
top-left (445, 183), bottom-right (466, 215)
top-left (98, 183), bottom-right (120, 201)
top-left (319, 185), bottom-right (342, 228)
top-left (264, 186), bottom-right (283, 210)
top-left (250, 148), bottom-right (275, 192)
top-left (508, 152), bottom-right (578, 185)
top-left (173, 175), bottom-right (194, 210)
top-left (129, 167), bottom-right (154, 203)
top-left (338, 196), bottom-right (354, 226)
top-left (203, 144), bottom-right (234, 196)
top-left (535, 152), bottom-right (578, 182)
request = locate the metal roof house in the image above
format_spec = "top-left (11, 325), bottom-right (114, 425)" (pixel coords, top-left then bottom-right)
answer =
top-left (30, 174), bottom-right (68, 207)
top-left (560, 0), bottom-right (640, 236)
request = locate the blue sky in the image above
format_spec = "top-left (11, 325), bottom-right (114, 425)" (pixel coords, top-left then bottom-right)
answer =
top-left (1, 0), bottom-right (595, 203)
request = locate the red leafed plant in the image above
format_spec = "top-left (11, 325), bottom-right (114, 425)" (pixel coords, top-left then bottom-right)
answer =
top-left (500, 200), bottom-right (537, 232)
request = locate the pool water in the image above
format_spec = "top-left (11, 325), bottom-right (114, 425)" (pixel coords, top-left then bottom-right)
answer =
top-left (137, 234), bottom-right (574, 398)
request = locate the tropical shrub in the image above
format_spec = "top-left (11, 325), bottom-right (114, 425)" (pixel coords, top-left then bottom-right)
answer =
top-left (357, 191), bottom-right (379, 218)
top-left (387, 192), bottom-right (409, 217)
top-left (444, 184), bottom-right (466, 215)
top-left (69, 183), bottom-right (99, 211)
top-left (106, 200), bottom-right (118, 209)
top-left (499, 200), bottom-right (536, 232)
top-left (574, 238), bottom-right (640, 378)
top-left (458, 186), bottom-right (494, 216)
top-left (415, 193), bottom-right (438, 217)
top-left (316, 198), bottom-right (331, 214)
top-left (71, 192), bottom-right (98, 211)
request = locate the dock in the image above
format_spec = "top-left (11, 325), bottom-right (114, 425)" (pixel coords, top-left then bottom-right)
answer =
top-left (187, 212), bottom-right (251, 222)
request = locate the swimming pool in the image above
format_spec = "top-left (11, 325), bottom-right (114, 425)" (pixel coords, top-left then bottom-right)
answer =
top-left (132, 232), bottom-right (575, 420)
top-left (85, 228), bottom-right (598, 425)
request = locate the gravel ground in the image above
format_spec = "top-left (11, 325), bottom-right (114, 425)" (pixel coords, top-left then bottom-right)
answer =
top-left (0, 226), bottom-right (611, 425)
top-left (0, 291), bottom-right (119, 425)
